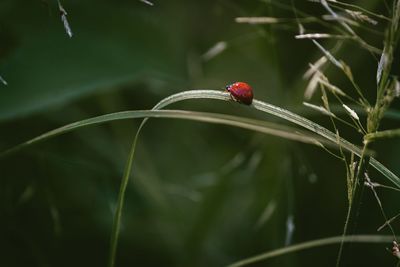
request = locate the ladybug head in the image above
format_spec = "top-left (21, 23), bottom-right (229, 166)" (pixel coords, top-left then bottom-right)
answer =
top-left (225, 84), bottom-right (231, 91)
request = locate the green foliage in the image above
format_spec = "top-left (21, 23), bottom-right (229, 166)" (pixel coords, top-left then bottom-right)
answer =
top-left (1, 1), bottom-right (400, 267)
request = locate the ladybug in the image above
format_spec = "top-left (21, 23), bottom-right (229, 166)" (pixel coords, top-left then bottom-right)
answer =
top-left (225, 82), bottom-right (253, 105)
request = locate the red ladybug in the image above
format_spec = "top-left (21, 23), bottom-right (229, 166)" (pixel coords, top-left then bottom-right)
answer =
top-left (225, 82), bottom-right (253, 105)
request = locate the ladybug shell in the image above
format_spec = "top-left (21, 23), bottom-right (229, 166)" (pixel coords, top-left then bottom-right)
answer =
top-left (226, 82), bottom-right (253, 105)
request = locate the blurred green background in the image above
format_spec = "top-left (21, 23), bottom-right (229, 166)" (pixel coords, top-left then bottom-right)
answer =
top-left (0, 0), bottom-right (399, 266)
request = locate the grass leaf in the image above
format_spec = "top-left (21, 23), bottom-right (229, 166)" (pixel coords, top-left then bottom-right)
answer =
top-left (227, 235), bottom-right (397, 267)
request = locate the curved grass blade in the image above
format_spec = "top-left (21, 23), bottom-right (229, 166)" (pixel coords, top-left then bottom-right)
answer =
top-left (227, 235), bottom-right (397, 267)
top-left (2, 110), bottom-right (335, 158)
top-left (149, 90), bottom-right (400, 188)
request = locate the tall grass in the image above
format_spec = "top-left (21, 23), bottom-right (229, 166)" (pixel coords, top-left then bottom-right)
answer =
top-left (1, 1), bottom-right (400, 267)
top-left (240, 0), bottom-right (400, 265)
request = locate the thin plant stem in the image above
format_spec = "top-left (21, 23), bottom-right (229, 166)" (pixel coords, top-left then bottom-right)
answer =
top-left (336, 141), bottom-right (370, 267)
top-left (108, 122), bottom-right (145, 267)
top-left (365, 174), bottom-right (397, 240)
top-left (228, 235), bottom-right (397, 267)
top-left (327, 0), bottom-right (391, 21)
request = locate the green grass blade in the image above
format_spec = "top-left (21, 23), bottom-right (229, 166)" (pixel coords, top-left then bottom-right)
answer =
top-left (148, 90), bottom-right (400, 188)
top-left (227, 235), bottom-right (396, 267)
top-left (2, 110), bottom-right (335, 158)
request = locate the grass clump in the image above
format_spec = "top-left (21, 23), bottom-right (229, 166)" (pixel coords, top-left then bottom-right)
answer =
top-left (2, 1), bottom-right (400, 267)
